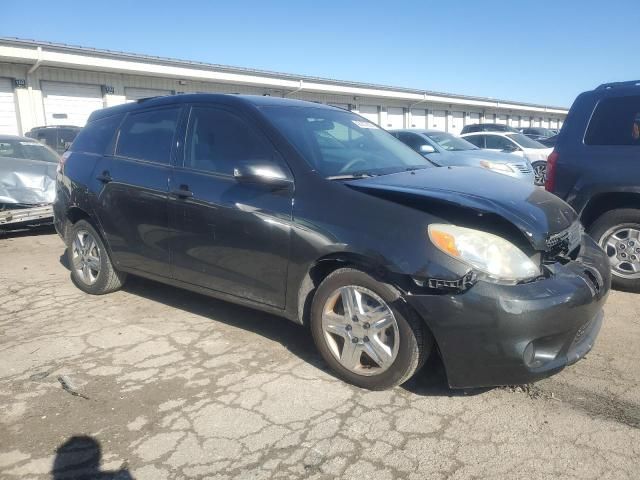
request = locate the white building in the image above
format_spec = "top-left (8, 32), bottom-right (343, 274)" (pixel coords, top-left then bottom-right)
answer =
top-left (0, 37), bottom-right (568, 137)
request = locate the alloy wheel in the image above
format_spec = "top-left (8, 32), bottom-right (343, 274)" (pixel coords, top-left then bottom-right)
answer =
top-left (533, 163), bottom-right (546, 186)
top-left (600, 225), bottom-right (640, 279)
top-left (71, 230), bottom-right (101, 285)
top-left (321, 286), bottom-right (399, 376)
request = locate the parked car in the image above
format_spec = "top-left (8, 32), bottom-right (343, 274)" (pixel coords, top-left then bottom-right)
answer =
top-left (25, 125), bottom-right (81, 155)
top-left (461, 131), bottom-right (553, 186)
top-left (538, 134), bottom-right (559, 148)
top-left (55, 94), bottom-right (610, 390)
top-left (546, 80), bottom-right (640, 292)
top-left (519, 127), bottom-right (556, 141)
top-left (390, 129), bottom-right (534, 183)
top-left (460, 123), bottom-right (519, 135)
top-left (0, 135), bottom-right (59, 229)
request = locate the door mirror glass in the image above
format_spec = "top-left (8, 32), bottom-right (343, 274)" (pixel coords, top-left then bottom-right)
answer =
top-left (502, 143), bottom-right (518, 152)
top-left (419, 144), bottom-right (436, 154)
top-left (233, 160), bottom-right (292, 188)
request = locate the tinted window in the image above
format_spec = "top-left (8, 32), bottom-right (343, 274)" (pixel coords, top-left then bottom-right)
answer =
top-left (117, 108), bottom-right (180, 163)
top-left (425, 132), bottom-right (477, 151)
top-left (71, 115), bottom-right (123, 155)
top-left (585, 95), bottom-right (640, 146)
top-left (505, 133), bottom-right (547, 149)
top-left (464, 136), bottom-right (484, 148)
top-left (485, 135), bottom-right (514, 150)
top-left (185, 107), bottom-right (275, 175)
top-left (398, 132), bottom-right (426, 151)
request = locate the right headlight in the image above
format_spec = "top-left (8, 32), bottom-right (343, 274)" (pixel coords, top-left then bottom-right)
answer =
top-left (428, 224), bottom-right (541, 284)
top-left (479, 160), bottom-right (514, 174)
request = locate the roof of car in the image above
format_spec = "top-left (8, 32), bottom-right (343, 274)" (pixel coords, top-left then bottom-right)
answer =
top-left (27, 125), bottom-right (82, 130)
top-left (389, 129), bottom-right (447, 135)
top-left (460, 131), bottom-right (514, 137)
top-left (89, 93), bottom-right (337, 122)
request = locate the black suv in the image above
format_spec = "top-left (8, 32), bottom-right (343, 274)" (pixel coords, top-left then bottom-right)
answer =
top-left (546, 80), bottom-right (640, 291)
top-left (460, 123), bottom-right (519, 135)
top-left (55, 94), bottom-right (609, 390)
top-left (25, 125), bottom-right (81, 154)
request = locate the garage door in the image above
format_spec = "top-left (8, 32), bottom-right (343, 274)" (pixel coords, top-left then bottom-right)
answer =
top-left (510, 116), bottom-right (520, 128)
top-left (42, 81), bottom-right (104, 127)
top-left (541, 118), bottom-right (550, 128)
top-left (496, 114), bottom-right (508, 125)
top-left (431, 110), bottom-right (446, 131)
top-left (0, 78), bottom-right (19, 135)
top-left (358, 105), bottom-right (379, 125)
top-left (409, 109), bottom-right (426, 129)
top-left (386, 107), bottom-right (404, 129)
top-left (521, 117), bottom-right (531, 128)
top-left (125, 87), bottom-right (173, 103)
top-left (468, 112), bottom-right (480, 127)
top-left (449, 111), bottom-right (464, 135)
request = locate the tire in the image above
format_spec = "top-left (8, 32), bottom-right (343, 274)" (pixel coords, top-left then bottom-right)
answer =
top-left (588, 208), bottom-right (640, 292)
top-left (66, 219), bottom-right (126, 295)
top-left (532, 161), bottom-right (547, 186)
top-left (310, 267), bottom-right (432, 390)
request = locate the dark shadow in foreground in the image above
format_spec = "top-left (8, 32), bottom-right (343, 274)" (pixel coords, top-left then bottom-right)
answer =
top-left (0, 222), bottom-right (55, 239)
top-left (52, 435), bottom-right (133, 479)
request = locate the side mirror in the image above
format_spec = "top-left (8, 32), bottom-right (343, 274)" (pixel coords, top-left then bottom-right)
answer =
top-left (502, 144), bottom-right (518, 152)
top-left (419, 144), bottom-right (436, 154)
top-left (233, 161), bottom-right (292, 188)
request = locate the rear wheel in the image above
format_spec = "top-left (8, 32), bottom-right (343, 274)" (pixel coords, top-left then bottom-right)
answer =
top-left (589, 209), bottom-right (640, 292)
top-left (67, 220), bottom-right (126, 295)
top-left (532, 161), bottom-right (547, 186)
top-left (310, 268), bottom-right (432, 390)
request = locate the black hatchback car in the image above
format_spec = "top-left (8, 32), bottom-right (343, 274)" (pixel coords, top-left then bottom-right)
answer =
top-left (546, 80), bottom-right (640, 292)
top-left (55, 94), bottom-right (610, 390)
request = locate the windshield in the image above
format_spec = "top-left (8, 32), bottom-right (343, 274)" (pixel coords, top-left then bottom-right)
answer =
top-left (424, 132), bottom-right (478, 151)
top-left (260, 106), bottom-right (431, 177)
top-left (506, 133), bottom-right (547, 149)
top-left (0, 139), bottom-right (60, 163)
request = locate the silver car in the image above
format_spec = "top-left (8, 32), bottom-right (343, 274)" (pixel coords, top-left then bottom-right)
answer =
top-left (391, 129), bottom-right (535, 184)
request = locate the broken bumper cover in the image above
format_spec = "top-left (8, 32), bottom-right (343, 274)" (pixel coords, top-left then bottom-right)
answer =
top-left (0, 204), bottom-right (54, 227)
top-left (407, 233), bottom-right (611, 389)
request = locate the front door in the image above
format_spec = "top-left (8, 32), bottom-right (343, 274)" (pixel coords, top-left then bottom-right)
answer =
top-left (168, 105), bottom-right (293, 308)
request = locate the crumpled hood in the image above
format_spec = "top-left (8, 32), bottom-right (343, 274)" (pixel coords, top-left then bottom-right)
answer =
top-left (0, 156), bottom-right (57, 205)
top-left (345, 167), bottom-right (577, 251)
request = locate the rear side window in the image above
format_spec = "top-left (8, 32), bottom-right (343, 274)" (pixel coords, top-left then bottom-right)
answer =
top-left (71, 115), bottom-right (123, 154)
top-left (465, 135), bottom-right (485, 148)
top-left (585, 95), bottom-right (640, 146)
top-left (117, 107), bottom-right (181, 164)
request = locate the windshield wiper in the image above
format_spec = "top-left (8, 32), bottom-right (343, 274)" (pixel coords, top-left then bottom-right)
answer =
top-left (326, 172), bottom-right (376, 180)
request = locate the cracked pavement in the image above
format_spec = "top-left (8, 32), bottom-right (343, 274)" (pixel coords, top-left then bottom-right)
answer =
top-left (1, 227), bottom-right (639, 479)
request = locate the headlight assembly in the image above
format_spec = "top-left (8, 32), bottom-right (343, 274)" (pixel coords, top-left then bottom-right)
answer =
top-left (428, 224), bottom-right (541, 284)
top-left (479, 160), bottom-right (514, 174)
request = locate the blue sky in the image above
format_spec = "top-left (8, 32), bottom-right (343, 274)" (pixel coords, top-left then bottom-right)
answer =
top-left (3, 0), bottom-right (638, 107)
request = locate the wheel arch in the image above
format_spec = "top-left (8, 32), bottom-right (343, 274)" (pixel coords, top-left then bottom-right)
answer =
top-left (581, 192), bottom-right (640, 229)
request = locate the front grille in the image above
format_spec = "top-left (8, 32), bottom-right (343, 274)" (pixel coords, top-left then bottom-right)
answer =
top-left (509, 163), bottom-right (532, 174)
top-left (545, 221), bottom-right (583, 259)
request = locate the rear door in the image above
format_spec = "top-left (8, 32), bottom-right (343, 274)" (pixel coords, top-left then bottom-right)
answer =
top-left (168, 104), bottom-right (293, 308)
top-left (95, 106), bottom-right (182, 277)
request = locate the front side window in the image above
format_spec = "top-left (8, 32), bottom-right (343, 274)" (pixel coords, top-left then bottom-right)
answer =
top-left (585, 95), bottom-right (640, 146)
top-left (260, 106), bottom-right (430, 177)
top-left (72, 114), bottom-right (123, 155)
top-left (117, 108), bottom-right (180, 164)
top-left (184, 106), bottom-right (277, 175)
top-left (464, 135), bottom-right (484, 148)
top-left (398, 132), bottom-right (427, 151)
top-left (485, 135), bottom-right (513, 150)
top-left (505, 133), bottom-right (547, 149)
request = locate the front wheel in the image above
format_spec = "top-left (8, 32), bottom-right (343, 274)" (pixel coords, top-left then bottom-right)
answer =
top-left (532, 161), bottom-right (547, 186)
top-left (310, 268), bottom-right (432, 390)
top-left (589, 209), bottom-right (640, 292)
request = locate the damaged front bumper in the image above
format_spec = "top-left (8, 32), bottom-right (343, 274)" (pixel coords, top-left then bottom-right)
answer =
top-left (0, 204), bottom-right (54, 228)
top-left (407, 233), bottom-right (611, 389)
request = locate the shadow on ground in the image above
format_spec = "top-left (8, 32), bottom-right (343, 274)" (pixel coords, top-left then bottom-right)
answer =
top-left (0, 223), bottom-right (56, 239)
top-left (59, 246), bottom-right (482, 398)
top-left (52, 435), bottom-right (133, 479)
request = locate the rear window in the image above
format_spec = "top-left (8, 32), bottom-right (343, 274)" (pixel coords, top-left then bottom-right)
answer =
top-left (116, 108), bottom-right (180, 164)
top-left (585, 95), bottom-right (640, 146)
top-left (71, 115), bottom-right (123, 155)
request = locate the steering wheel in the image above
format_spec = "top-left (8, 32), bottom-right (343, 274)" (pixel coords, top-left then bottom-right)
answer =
top-left (339, 157), bottom-right (368, 174)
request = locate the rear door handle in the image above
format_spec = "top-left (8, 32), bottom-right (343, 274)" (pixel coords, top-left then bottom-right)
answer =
top-left (96, 171), bottom-right (112, 183)
top-left (170, 186), bottom-right (194, 198)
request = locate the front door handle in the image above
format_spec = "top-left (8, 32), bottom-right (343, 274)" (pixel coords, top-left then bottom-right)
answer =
top-left (96, 170), bottom-right (112, 183)
top-left (170, 186), bottom-right (194, 198)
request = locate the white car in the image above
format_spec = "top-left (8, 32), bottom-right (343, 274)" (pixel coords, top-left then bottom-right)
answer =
top-left (461, 131), bottom-right (552, 186)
